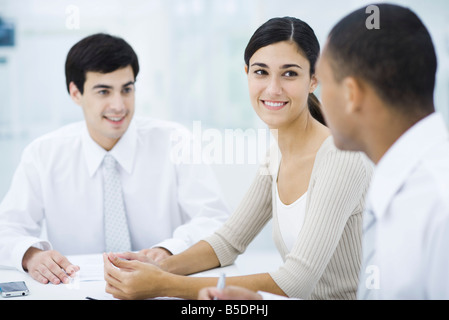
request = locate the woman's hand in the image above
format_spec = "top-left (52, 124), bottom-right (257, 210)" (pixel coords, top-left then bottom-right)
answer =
top-left (137, 247), bottom-right (172, 263)
top-left (198, 285), bottom-right (263, 300)
top-left (103, 252), bottom-right (168, 300)
top-left (114, 247), bottom-right (171, 265)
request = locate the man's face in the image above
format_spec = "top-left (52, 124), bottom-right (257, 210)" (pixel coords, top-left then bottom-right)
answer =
top-left (315, 50), bottom-right (357, 151)
top-left (71, 65), bottom-right (135, 150)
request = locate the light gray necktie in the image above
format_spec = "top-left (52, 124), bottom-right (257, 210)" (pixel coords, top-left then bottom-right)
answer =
top-left (102, 154), bottom-right (132, 252)
top-left (357, 202), bottom-right (379, 299)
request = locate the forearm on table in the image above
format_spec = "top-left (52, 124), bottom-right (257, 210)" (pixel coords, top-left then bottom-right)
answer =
top-left (226, 273), bottom-right (287, 297)
top-left (164, 272), bottom-right (286, 300)
top-left (160, 240), bottom-right (220, 275)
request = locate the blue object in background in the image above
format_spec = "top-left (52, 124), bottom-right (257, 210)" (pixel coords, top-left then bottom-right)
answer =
top-left (0, 17), bottom-right (14, 47)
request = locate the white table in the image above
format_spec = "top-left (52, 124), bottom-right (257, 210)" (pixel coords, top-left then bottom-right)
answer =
top-left (0, 251), bottom-right (283, 300)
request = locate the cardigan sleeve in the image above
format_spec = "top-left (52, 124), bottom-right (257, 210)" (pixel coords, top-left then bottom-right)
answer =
top-left (269, 148), bottom-right (371, 298)
top-left (203, 159), bottom-right (274, 266)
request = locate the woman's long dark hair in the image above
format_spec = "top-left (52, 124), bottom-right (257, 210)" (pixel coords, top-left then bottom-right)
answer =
top-left (244, 17), bottom-right (326, 126)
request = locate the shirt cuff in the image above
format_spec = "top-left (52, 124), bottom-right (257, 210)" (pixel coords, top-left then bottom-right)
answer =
top-left (152, 238), bottom-right (189, 256)
top-left (12, 237), bottom-right (52, 272)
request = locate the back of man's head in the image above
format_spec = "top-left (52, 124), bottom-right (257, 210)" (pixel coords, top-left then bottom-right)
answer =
top-left (65, 33), bottom-right (139, 94)
top-left (326, 3), bottom-right (437, 119)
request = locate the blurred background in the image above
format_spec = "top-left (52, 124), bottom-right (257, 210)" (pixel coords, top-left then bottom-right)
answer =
top-left (0, 0), bottom-right (448, 256)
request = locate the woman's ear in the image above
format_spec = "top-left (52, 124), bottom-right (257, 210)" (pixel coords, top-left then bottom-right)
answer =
top-left (309, 74), bottom-right (318, 93)
top-left (244, 65), bottom-right (249, 74)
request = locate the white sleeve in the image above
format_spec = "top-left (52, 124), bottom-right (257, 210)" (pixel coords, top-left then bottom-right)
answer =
top-left (0, 145), bottom-right (51, 271)
top-left (425, 198), bottom-right (449, 299)
top-left (152, 160), bottom-right (230, 255)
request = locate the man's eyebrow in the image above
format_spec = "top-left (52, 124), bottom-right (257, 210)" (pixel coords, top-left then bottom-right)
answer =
top-left (92, 81), bottom-right (135, 90)
top-left (250, 62), bottom-right (302, 69)
top-left (92, 84), bottom-right (112, 90)
top-left (122, 81), bottom-right (135, 87)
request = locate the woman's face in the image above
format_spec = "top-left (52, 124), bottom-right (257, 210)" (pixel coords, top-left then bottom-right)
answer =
top-left (246, 41), bottom-right (317, 129)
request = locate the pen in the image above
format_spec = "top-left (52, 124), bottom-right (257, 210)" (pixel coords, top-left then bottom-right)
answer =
top-left (214, 273), bottom-right (226, 300)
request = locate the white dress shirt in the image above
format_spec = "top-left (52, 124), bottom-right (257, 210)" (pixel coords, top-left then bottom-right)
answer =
top-left (0, 117), bottom-right (230, 272)
top-left (359, 112), bottom-right (449, 299)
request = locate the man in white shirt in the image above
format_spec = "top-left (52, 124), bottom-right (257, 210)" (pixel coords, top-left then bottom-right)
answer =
top-left (317, 4), bottom-right (449, 299)
top-left (0, 33), bottom-right (230, 285)
top-left (199, 3), bottom-right (449, 300)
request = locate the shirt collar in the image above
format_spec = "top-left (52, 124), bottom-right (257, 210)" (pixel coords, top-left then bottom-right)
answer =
top-left (82, 119), bottom-right (138, 177)
top-left (368, 112), bottom-right (449, 219)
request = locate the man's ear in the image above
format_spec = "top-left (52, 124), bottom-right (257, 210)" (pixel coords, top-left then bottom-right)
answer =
top-left (69, 81), bottom-right (83, 106)
top-left (342, 76), bottom-right (364, 115)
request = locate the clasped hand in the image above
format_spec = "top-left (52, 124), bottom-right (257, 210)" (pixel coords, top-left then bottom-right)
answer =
top-left (103, 248), bottom-right (171, 300)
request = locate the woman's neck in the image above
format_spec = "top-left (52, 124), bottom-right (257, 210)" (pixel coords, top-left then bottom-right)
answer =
top-left (273, 113), bottom-right (330, 159)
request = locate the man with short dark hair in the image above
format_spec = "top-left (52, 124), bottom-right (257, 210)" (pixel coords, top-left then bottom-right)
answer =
top-left (0, 33), bottom-right (230, 285)
top-left (315, 3), bottom-right (449, 299)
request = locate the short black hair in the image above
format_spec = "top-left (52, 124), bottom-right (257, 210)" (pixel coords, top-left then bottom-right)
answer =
top-left (65, 33), bottom-right (139, 94)
top-left (326, 3), bottom-right (436, 117)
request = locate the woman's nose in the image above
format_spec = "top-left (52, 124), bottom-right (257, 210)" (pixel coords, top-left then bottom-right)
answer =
top-left (266, 76), bottom-right (283, 96)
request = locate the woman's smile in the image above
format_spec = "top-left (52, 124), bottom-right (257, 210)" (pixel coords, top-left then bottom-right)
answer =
top-left (261, 100), bottom-right (289, 111)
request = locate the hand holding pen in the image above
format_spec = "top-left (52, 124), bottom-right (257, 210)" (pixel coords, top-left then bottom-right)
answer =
top-left (213, 273), bottom-right (226, 300)
top-left (197, 273), bottom-right (264, 300)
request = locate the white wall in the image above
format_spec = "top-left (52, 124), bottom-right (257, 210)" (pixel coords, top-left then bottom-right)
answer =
top-left (0, 0), bottom-right (448, 253)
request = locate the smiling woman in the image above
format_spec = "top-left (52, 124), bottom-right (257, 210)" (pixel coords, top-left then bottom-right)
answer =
top-left (244, 17), bottom-right (325, 127)
top-left (246, 41), bottom-right (316, 129)
top-left (102, 17), bottom-right (373, 301)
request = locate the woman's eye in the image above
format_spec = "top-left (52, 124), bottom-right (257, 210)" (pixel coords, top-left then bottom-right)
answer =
top-left (254, 69), bottom-right (268, 76)
top-left (284, 71), bottom-right (298, 77)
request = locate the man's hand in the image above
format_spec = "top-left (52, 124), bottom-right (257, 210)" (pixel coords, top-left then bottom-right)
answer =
top-left (22, 247), bottom-right (80, 284)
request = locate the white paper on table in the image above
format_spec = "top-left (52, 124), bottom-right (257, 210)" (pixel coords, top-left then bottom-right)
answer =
top-left (65, 254), bottom-right (241, 300)
top-left (67, 254), bottom-right (105, 282)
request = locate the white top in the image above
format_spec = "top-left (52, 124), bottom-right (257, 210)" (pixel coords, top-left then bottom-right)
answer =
top-left (0, 117), bottom-right (230, 272)
top-left (358, 112), bottom-right (449, 299)
top-left (205, 136), bottom-right (373, 299)
top-left (275, 183), bottom-right (307, 252)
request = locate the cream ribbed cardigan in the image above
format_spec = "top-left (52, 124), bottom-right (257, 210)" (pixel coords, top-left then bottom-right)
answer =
top-left (204, 136), bottom-right (373, 299)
